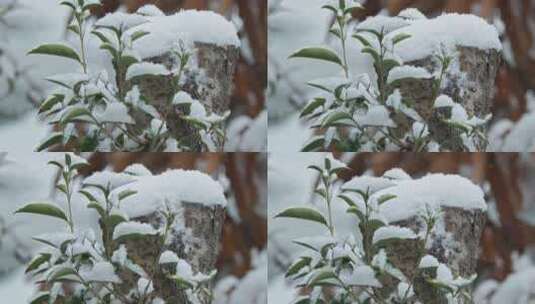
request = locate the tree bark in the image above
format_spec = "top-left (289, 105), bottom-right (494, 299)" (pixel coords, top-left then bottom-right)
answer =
top-left (116, 202), bottom-right (226, 303)
top-left (394, 47), bottom-right (501, 151)
top-left (380, 207), bottom-right (487, 303)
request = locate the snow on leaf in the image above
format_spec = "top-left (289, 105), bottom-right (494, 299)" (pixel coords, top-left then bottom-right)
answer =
top-left (113, 221), bottom-right (158, 240)
top-left (387, 65), bottom-right (432, 85)
top-left (419, 255), bottom-right (440, 268)
top-left (159, 250), bottom-right (180, 264)
top-left (80, 262), bottom-right (121, 283)
top-left (382, 168), bottom-right (412, 181)
top-left (125, 62), bottom-right (170, 81)
top-left (372, 226), bottom-right (417, 244)
top-left (96, 102), bottom-right (135, 124)
top-left (341, 265), bottom-right (382, 287)
top-left (434, 95), bottom-right (456, 108)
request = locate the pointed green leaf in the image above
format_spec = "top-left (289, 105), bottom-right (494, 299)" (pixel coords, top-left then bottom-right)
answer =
top-left (15, 202), bottom-right (68, 222)
top-left (289, 47), bottom-right (343, 66)
top-left (28, 44), bottom-right (81, 63)
top-left (275, 207), bottom-right (328, 227)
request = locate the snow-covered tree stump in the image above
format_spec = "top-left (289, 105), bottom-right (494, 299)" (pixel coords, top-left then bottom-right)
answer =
top-left (129, 43), bottom-right (239, 150)
top-left (383, 208), bottom-right (487, 303)
top-left (124, 10), bottom-right (240, 151)
top-left (388, 14), bottom-right (502, 151)
top-left (395, 47), bottom-right (500, 151)
top-left (373, 173), bottom-right (488, 303)
top-left (116, 203), bottom-right (226, 303)
top-left (108, 168), bottom-right (228, 303)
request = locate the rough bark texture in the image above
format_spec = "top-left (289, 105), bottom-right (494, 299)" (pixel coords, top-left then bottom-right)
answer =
top-left (128, 42), bottom-right (239, 151)
top-left (380, 207), bottom-right (487, 303)
top-left (394, 46), bottom-right (501, 151)
top-left (115, 202), bottom-right (226, 303)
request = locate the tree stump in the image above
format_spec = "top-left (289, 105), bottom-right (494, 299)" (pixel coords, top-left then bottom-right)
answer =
top-left (394, 46), bottom-right (501, 151)
top-left (128, 42), bottom-right (239, 151)
top-left (380, 207), bottom-right (487, 303)
top-left (116, 202), bottom-right (226, 303)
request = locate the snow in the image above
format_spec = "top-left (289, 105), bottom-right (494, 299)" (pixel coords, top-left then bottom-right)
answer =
top-left (382, 168), bottom-right (412, 181)
top-left (123, 164), bottom-right (152, 176)
top-left (419, 255), bottom-right (440, 268)
top-left (398, 8), bottom-right (427, 20)
top-left (80, 261), bottom-right (121, 283)
top-left (372, 226), bottom-right (417, 244)
top-left (112, 221), bottom-right (158, 240)
top-left (321, 153), bottom-right (348, 172)
top-left (83, 171), bottom-right (136, 190)
top-left (376, 173), bottom-right (487, 222)
top-left (125, 62), bottom-right (170, 81)
top-left (340, 265), bottom-right (382, 287)
top-left (129, 10), bottom-right (240, 59)
top-left (356, 15), bottom-right (410, 34)
top-left (342, 175), bottom-right (395, 195)
top-left (387, 66), bottom-right (432, 84)
top-left (434, 95), bottom-right (456, 108)
top-left (172, 91), bottom-right (196, 105)
top-left (96, 102), bottom-right (135, 124)
top-left (159, 250), bottom-right (179, 264)
top-left (356, 105), bottom-right (396, 128)
top-left (490, 268), bottom-right (535, 304)
top-left (236, 111), bottom-right (268, 152)
top-left (388, 13), bottom-right (502, 62)
top-left (113, 169), bottom-right (227, 218)
top-left (501, 113), bottom-right (535, 152)
top-left (51, 153), bottom-right (88, 168)
top-left (136, 5), bottom-right (165, 17)
top-left (137, 277), bottom-right (154, 295)
top-left (96, 12), bottom-right (147, 30)
top-left (111, 245), bottom-right (127, 266)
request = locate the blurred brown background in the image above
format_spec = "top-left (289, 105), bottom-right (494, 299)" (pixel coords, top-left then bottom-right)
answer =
top-left (336, 152), bottom-right (535, 282)
top-left (77, 152), bottom-right (267, 279)
top-left (353, 0), bottom-right (534, 125)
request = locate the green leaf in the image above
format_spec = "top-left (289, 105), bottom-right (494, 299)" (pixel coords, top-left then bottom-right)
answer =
top-left (321, 111), bottom-right (354, 128)
top-left (392, 33), bottom-right (411, 45)
top-left (28, 44), bottom-right (81, 63)
top-left (39, 94), bottom-right (64, 114)
top-left (302, 137), bottom-right (325, 152)
top-left (26, 253), bottom-right (51, 274)
top-left (130, 30), bottom-right (150, 42)
top-left (300, 98), bottom-right (325, 118)
top-left (36, 132), bottom-right (63, 152)
top-left (60, 106), bottom-right (93, 126)
top-left (169, 275), bottom-right (194, 289)
top-left (275, 207), bottom-right (328, 227)
top-left (79, 189), bottom-right (98, 203)
top-left (352, 34), bottom-right (372, 47)
top-left (87, 202), bottom-right (106, 218)
top-left (337, 194), bottom-right (356, 207)
top-left (48, 267), bottom-right (78, 282)
top-left (289, 47), bottom-right (343, 66)
top-left (91, 30), bottom-right (111, 44)
top-left (362, 47), bottom-right (380, 63)
top-left (100, 43), bottom-right (118, 58)
top-left (15, 202), bottom-right (68, 222)
top-left (118, 189), bottom-right (137, 201)
top-left (286, 257), bottom-right (312, 278)
top-left (346, 206), bottom-right (365, 222)
top-left (307, 269), bottom-right (337, 287)
top-left (377, 194), bottom-right (396, 205)
top-left (29, 292), bottom-right (50, 304)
